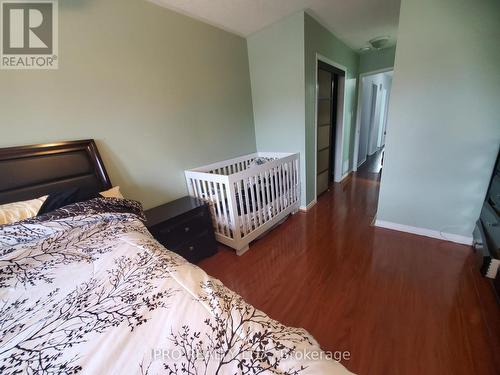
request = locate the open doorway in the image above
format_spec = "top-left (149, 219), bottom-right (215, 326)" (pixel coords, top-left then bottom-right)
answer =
top-left (353, 69), bottom-right (393, 177)
top-left (315, 58), bottom-right (346, 197)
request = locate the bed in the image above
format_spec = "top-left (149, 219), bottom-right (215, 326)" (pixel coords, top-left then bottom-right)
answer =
top-left (0, 140), bottom-right (352, 374)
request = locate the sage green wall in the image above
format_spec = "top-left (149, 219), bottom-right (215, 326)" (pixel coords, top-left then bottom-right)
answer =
top-left (359, 46), bottom-right (396, 74)
top-left (247, 12), bottom-right (307, 205)
top-left (0, 0), bottom-right (256, 209)
top-left (377, 0), bottom-right (500, 238)
top-left (304, 13), bottom-right (359, 204)
top-left (248, 12), bottom-right (360, 206)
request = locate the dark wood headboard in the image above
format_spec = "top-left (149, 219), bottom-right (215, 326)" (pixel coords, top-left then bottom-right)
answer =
top-left (0, 140), bottom-right (112, 204)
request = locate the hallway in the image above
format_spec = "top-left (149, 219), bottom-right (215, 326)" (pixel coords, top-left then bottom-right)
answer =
top-left (357, 147), bottom-right (384, 176)
top-left (199, 172), bottom-right (500, 375)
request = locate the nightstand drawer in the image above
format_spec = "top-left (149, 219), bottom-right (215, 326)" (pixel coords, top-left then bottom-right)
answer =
top-left (174, 232), bottom-right (217, 263)
top-left (145, 196), bottom-right (218, 263)
top-left (152, 210), bottom-right (210, 248)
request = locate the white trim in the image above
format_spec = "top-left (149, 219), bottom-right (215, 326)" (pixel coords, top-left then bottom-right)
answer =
top-left (374, 219), bottom-right (473, 246)
top-left (353, 67), bottom-right (393, 171)
top-left (314, 53), bottom-right (348, 201)
top-left (357, 156), bottom-right (367, 168)
top-left (299, 199), bottom-right (317, 212)
top-left (339, 171), bottom-right (351, 182)
top-left (334, 77), bottom-right (346, 182)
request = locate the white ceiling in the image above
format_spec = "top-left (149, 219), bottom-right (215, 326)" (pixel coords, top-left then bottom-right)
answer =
top-left (149, 0), bottom-right (401, 50)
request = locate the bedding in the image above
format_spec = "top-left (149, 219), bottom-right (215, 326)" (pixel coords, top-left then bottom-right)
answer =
top-left (100, 186), bottom-right (124, 199)
top-left (37, 186), bottom-right (124, 216)
top-left (0, 195), bottom-right (47, 225)
top-left (0, 198), bottom-right (352, 375)
top-left (36, 188), bottom-right (99, 216)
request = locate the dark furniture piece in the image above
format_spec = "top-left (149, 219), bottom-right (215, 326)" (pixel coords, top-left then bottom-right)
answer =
top-left (145, 196), bottom-right (217, 263)
top-left (0, 140), bottom-right (111, 205)
top-left (473, 148), bottom-right (500, 300)
top-left (0, 140), bottom-right (218, 264)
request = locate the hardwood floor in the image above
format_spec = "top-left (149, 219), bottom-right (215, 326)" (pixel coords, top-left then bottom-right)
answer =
top-left (198, 171), bottom-right (500, 375)
top-left (357, 148), bottom-right (384, 176)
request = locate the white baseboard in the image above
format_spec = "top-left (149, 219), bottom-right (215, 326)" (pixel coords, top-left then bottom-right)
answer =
top-left (374, 220), bottom-right (473, 246)
top-left (340, 171), bottom-right (351, 182)
top-left (299, 199), bottom-right (317, 212)
top-left (342, 159), bottom-right (350, 175)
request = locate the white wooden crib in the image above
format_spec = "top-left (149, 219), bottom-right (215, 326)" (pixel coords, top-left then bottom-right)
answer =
top-left (185, 152), bottom-right (300, 255)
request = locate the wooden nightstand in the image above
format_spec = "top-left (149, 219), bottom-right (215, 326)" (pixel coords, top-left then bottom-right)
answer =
top-left (145, 196), bottom-right (217, 263)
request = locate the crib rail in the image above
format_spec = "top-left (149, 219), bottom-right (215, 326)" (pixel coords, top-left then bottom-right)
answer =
top-left (185, 152), bottom-right (300, 254)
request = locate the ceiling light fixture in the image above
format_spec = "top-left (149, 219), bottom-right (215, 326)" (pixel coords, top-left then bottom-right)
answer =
top-left (359, 46), bottom-right (371, 53)
top-left (369, 36), bottom-right (390, 49)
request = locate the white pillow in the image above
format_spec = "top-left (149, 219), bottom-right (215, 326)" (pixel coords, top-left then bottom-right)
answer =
top-left (0, 196), bottom-right (48, 225)
top-left (100, 186), bottom-right (124, 199)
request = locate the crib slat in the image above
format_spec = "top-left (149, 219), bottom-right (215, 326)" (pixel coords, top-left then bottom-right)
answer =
top-left (248, 175), bottom-right (258, 228)
top-left (236, 179), bottom-right (247, 236)
top-left (255, 174), bottom-right (263, 225)
top-left (270, 166), bottom-right (278, 215)
top-left (253, 175), bottom-right (262, 226)
top-left (286, 162), bottom-right (292, 207)
top-left (284, 164), bottom-right (288, 208)
top-left (264, 170), bottom-right (272, 220)
top-left (205, 181), bottom-right (219, 233)
top-left (282, 164), bottom-right (287, 209)
top-left (283, 164), bottom-right (289, 208)
top-left (219, 184), bottom-right (229, 236)
top-left (213, 182), bottom-right (225, 236)
top-left (199, 178), bottom-right (206, 199)
top-left (283, 163), bottom-right (289, 208)
top-left (191, 178), bottom-right (198, 198)
top-left (213, 181), bottom-right (223, 234)
top-left (262, 172), bottom-right (269, 222)
top-left (190, 178), bottom-right (198, 199)
top-left (256, 172), bottom-right (265, 224)
top-left (219, 183), bottom-right (230, 237)
top-left (194, 179), bottom-right (202, 200)
top-left (243, 178), bottom-right (252, 234)
top-left (281, 164), bottom-right (287, 209)
top-left (293, 161), bottom-right (297, 204)
top-left (295, 159), bottom-right (300, 203)
top-left (207, 181), bottom-right (220, 233)
top-left (212, 182), bottom-right (222, 233)
top-left (276, 166), bottom-right (282, 214)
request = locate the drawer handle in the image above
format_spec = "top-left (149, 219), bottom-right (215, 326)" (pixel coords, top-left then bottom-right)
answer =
top-left (188, 245), bottom-right (195, 251)
top-left (184, 227), bottom-right (190, 232)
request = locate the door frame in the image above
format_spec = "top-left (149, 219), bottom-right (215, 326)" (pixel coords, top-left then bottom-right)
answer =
top-left (352, 67), bottom-right (393, 171)
top-left (367, 83), bottom-right (380, 156)
top-left (314, 53), bottom-right (347, 200)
